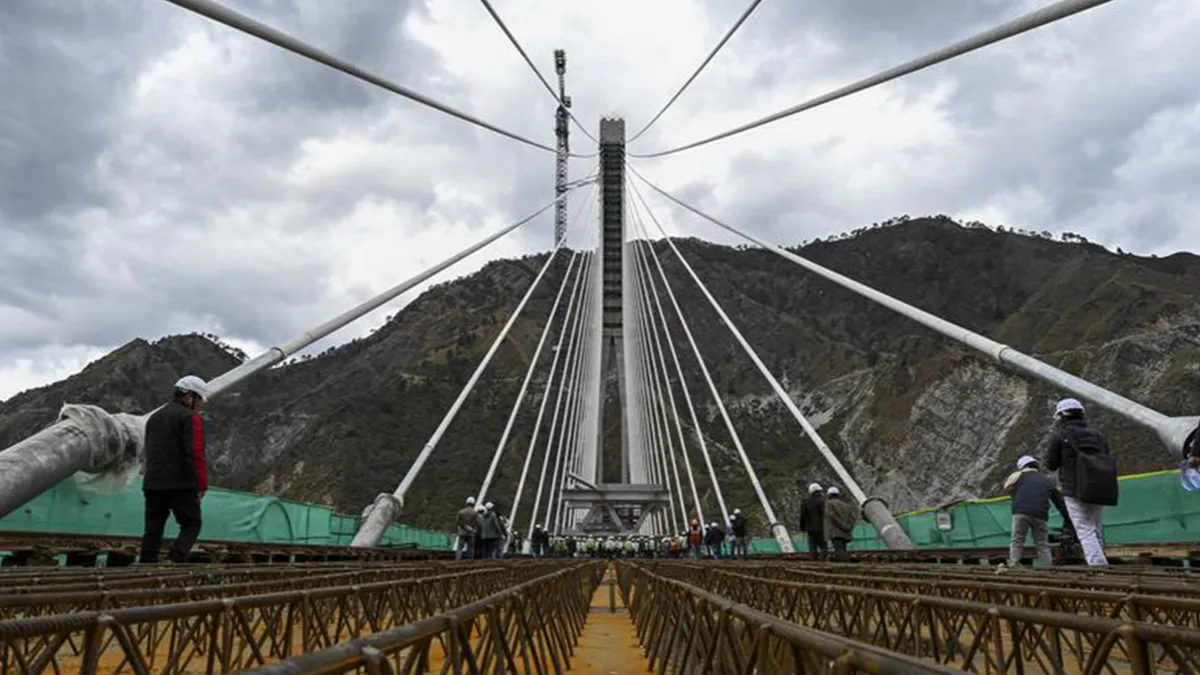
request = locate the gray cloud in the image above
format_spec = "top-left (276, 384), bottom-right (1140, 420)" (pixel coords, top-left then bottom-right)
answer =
top-left (1, 0), bottom-right (1198, 399)
top-left (653, 0), bottom-right (1200, 255)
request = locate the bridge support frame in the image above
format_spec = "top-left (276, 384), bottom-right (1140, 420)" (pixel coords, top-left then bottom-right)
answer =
top-left (573, 117), bottom-right (671, 536)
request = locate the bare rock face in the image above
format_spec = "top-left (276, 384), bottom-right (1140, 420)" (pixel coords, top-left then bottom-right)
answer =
top-left (3, 217), bottom-right (1199, 531)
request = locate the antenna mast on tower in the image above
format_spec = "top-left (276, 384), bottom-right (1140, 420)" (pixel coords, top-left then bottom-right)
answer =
top-left (553, 49), bottom-right (571, 246)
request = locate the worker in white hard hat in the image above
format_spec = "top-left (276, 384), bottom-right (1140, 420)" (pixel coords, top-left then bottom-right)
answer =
top-left (1043, 398), bottom-right (1115, 566)
top-left (477, 502), bottom-right (504, 558)
top-left (455, 497), bottom-right (478, 560)
top-left (999, 455), bottom-right (1059, 568)
top-left (823, 486), bottom-right (857, 561)
top-left (705, 520), bottom-right (726, 558)
top-left (728, 508), bottom-right (748, 558)
top-left (799, 483), bottom-right (827, 561)
top-left (139, 375), bottom-right (210, 563)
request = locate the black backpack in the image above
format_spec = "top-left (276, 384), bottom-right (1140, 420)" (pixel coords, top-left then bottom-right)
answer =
top-left (1063, 427), bottom-right (1119, 506)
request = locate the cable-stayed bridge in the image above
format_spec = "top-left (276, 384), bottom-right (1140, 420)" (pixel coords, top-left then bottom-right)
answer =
top-left (2, 0), bottom-right (1200, 671)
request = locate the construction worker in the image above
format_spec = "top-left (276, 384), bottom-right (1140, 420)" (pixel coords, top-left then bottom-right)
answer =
top-left (799, 483), bottom-right (827, 561)
top-left (705, 521), bottom-right (725, 557)
top-left (823, 487), bottom-right (857, 560)
top-left (479, 502), bottom-right (504, 558)
top-left (139, 375), bottom-right (209, 564)
top-left (728, 509), bottom-right (748, 558)
top-left (455, 497), bottom-right (477, 560)
top-left (1044, 398), bottom-right (1117, 566)
top-left (1001, 455), bottom-right (1057, 567)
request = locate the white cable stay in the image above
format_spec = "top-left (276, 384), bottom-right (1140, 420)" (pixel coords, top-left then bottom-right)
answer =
top-left (633, 179), bottom-right (920, 550)
top-left (162, 0), bottom-right (591, 158)
top-left (631, 0), bottom-right (1118, 158)
top-left (545, 246), bottom-right (597, 533)
top-left (629, 226), bottom-right (731, 526)
top-left (351, 194), bottom-right (586, 546)
top-left (476, 187), bottom-right (596, 504)
top-left (630, 166), bottom-right (1198, 462)
top-left (528, 248), bottom-right (594, 535)
top-left (635, 288), bottom-right (679, 531)
top-left (635, 234), bottom-right (681, 535)
top-left (503, 250), bottom-right (580, 535)
top-left (548, 250), bottom-right (590, 532)
top-left (511, 244), bottom-right (592, 541)
top-left (629, 237), bottom-right (688, 531)
top-left (476, 0), bottom-right (600, 148)
top-left (631, 236), bottom-right (707, 529)
top-left (628, 0), bottom-right (765, 143)
top-left (631, 180), bottom-right (867, 506)
top-left (0, 187), bottom-right (576, 522)
top-left (551, 272), bottom-right (595, 531)
top-left (627, 186), bottom-right (793, 553)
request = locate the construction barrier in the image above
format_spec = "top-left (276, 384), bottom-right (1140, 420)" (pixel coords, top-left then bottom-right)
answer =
top-left (0, 474), bottom-right (453, 551)
top-left (750, 470), bottom-right (1200, 553)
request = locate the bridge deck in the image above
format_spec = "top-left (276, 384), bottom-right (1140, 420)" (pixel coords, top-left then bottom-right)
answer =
top-left (1, 555), bottom-right (1199, 673)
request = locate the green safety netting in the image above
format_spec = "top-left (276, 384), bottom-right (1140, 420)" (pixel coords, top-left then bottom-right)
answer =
top-left (748, 470), bottom-right (1200, 554)
top-left (3, 470), bottom-right (1196, 556)
top-left (0, 474), bottom-right (454, 551)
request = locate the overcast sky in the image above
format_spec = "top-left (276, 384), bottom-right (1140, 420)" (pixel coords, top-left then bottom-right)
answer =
top-left (1, 0), bottom-right (1197, 402)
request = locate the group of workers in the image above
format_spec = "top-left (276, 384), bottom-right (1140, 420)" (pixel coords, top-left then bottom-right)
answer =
top-left (133, 373), bottom-right (1183, 569)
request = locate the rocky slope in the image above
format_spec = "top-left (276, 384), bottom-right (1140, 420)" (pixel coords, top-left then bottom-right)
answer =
top-left (2, 216), bottom-right (1198, 533)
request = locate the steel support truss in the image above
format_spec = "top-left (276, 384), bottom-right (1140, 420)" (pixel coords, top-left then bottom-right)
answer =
top-left (628, 561), bottom-right (1200, 674)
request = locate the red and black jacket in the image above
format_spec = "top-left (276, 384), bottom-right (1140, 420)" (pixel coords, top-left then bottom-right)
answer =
top-left (143, 401), bottom-right (208, 492)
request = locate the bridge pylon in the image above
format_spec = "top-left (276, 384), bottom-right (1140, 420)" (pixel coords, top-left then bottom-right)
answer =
top-left (561, 117), bottom-right (669, 536)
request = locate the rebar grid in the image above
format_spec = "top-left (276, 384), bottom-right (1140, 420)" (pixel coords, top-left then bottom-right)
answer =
top-left (763, 561), bottom-right (1200, 596)
top-left (0, 563), bottom-right (477, 596)
top-left (237, 561), bottom-right (605, 675)
top-left (0, 533), bottom-right (449, 567)
top-left (720, 563), bottom-right (1200, 628)
top-left (619, 562), bottom-right (961, 674)
top-left (0, 564), bottom-right (512, 620)
top-left (649, 562), bottom-right (1200, 673)
top-left (0, 563), bottom-right (563, 674)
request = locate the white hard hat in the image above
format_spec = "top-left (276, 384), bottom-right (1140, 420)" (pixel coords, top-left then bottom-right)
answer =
top-left (827, 486), bottom-right (840, 497)
top-left (711, 522), bottom-right (718, 527)
top-left (476, 505), bottom-right (485, 512)
top-left (1016, 455), bottom-right (1038, 470)
top-left (734, 508), bottom-right (742, 514)
top-left (466, 496), bottom-right (475, 505)
top-left (1055, 398), bottom-right (1084, 417)
top-left (485, 501), bottom-right (494, 510)
top-left (174, 375), bottom-right (209, 400)
top-left (808, 483), bottom-right (823, 494)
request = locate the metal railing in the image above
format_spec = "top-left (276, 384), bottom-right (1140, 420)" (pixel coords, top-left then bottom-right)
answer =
top-left (238, 561), bottom-right (604, 674)
top-left (619, 562), bottom-right (961, 674)
top-left (651, 562), bottom-right (1200, 673)
top-left (0, 563), bottom-right (563, 674)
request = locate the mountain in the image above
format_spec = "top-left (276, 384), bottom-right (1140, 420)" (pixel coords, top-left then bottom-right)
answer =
top-left (2, 216), bottom-right (1198, 535)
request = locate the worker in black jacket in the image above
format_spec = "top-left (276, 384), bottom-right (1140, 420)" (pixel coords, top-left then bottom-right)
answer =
top-left (798, 483), bottom-right (827, 561)
top-left (139, 375), bottom-right (209, 563)
top-left (1043, 398), bottom-right (1112, 566)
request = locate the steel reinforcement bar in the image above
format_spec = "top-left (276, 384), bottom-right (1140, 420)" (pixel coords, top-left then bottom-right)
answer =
top-left (618, 562), bottom-right (962, 674)
top-left (0, 564), bottom-right (516, 620)
top-left (0, 531), bottom-right (452, 567)
top-left (651, 563), bottom-right (1200, 673)
top-left (0, 563), bottom-right (563, 674)
top-left (0, 562), bottom-right (472, 595)
top-left (759, 561), bottom-right (1200, 595)
top-left (737, 563), bottom-right (1200, 628)
top-left (238, 561), bottom-right (605, 675)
